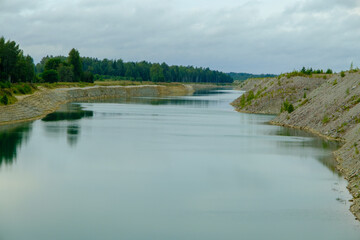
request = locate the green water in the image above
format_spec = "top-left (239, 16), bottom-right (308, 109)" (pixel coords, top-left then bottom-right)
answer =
top-left (0, 90), bottom-right (359, 240)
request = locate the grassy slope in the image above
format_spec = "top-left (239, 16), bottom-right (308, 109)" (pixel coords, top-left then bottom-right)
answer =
top-left (232, 75), bottom-right (327, 114)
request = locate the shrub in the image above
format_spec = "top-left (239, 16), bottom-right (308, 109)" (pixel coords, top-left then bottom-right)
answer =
top-left (303, 92), bottom-right (307, 98)
top-left (1, 94), bottom-right (8, 105)
top-left (0, 81), bottom-right (11, 89)
top-left (246, 90), bottom-right (255, 102)
top-left (333, 79), bottom-right (337, 85)
top-left (340, 71), bottom-right (346, 78)
top-left (281, 100), bottom-right (294, 113)
top-left (287, 104), bottom-right (294, 113)
top-left (239, 94), bottom-right (246, 107)
top-left (326, 69), bottom-right (333, 74)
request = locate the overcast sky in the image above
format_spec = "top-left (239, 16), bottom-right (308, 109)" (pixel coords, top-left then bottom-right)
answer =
top-left (1, 0), bottom-right (360, 73)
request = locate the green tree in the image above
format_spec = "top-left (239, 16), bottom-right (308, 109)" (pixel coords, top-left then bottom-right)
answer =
top-left (58, 64), bottom-right (74, 82)
top-left (150, 64), bottom-right (164, 82)
top-left (42, 69), bottom-right (59, 83)
top-left (68, 48), bottom-right (82, 82)
top-left (326, 69), bottom-right (333, 74)
top-left (45, 57), bottom-right (62, 71)
top-left (82, 71), bottom-right (94, 83)
top-left (12, 55), bottom-right (35, 83)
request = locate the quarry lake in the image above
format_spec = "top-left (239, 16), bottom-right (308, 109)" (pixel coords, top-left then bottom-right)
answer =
top-left (0, 89), bottom-right (359, 240)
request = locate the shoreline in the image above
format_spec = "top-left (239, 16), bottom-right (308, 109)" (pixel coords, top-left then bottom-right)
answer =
top-left (237, 106), bottom-right (359, 220)
top-left (0, 83), bottom-right (225, 126)
top-left (232, 73), bottom-right (360, 221)
top-left (269, 119), bottom-right (359, 220)
top-left (0, 84), bottom-right (197, 126)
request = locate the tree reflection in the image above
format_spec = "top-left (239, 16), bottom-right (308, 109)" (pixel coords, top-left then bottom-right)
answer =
top-left (42, 106), bottom-right (93, 122)
top-left (0, 123), bottom-right (32, 167)
top-left (67, 125), bottom-right (80, 147)
top-left (42, 103), bottom-right (93, 147)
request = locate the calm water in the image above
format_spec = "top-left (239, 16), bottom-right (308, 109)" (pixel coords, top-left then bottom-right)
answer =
top-left (0, 90), bottom-right (359, 240)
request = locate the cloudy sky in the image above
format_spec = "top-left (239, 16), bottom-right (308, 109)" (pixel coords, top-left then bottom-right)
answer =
top-left (1, 0), bottom-right (360, 73)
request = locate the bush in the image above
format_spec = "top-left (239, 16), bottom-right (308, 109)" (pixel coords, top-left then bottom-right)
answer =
top-left (340, 71), bottom-right (346, 78)
top-left (281, 100), bottom-right (294, 113)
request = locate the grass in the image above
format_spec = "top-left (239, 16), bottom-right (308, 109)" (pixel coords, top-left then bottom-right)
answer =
top-left (337, 122), bottom-right (348, 133)
top-left (0, 83), bottom-right (37, 106)
top-left (322, 115), bottom-right (330, 124)
top-left (299, 98), bottom-right (309, 106)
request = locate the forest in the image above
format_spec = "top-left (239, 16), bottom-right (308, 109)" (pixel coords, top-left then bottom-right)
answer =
top-left (0, 37), bottom-right (233, 85)
top-left (36, 56), bottom-right (234, 84)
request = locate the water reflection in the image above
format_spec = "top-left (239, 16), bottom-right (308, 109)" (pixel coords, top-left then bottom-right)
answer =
top-left (192, 89), bottom-right (231, 95)
top-left (272, 127), bottom-right (341, 175)
top-left (42, 104), bottom-right (93, 122)
top-left (82, 89), bottom-right (233, 108)
top-left (84, 96), bottom-right (213, 107)
top-left (0, 123), bottom-right (32, 167)
top-left (42, 103), bottom-right (93, 147)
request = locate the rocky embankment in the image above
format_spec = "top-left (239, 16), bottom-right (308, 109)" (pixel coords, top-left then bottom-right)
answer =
top-left (232, 72), bottom-right (360, 220)
top-left (0, 84), bottom-right (196, 125)
top-left (232, 76), bottom-right (326, 114)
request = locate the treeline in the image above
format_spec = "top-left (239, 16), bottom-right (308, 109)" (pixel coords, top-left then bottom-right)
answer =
top-left (0, 37), bottom-right (93, 84)
top-left (227, 72), bottom-right (277, 81)
top-left (299, 67), bottom-right (333, 75)
top-left (0, 37), bottom-right (233, 85)
top-left (36, 57), bottom-right (233, 83)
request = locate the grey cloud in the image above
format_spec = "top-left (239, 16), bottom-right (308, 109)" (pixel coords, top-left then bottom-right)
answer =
top-left (0, 0), bottom-right (359, 73)
top-left (288, 0), bottom-right (360, 13)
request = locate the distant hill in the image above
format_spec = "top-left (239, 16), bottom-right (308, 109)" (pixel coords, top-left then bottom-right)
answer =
top-left (227, 72), bottom-right (277, 81)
